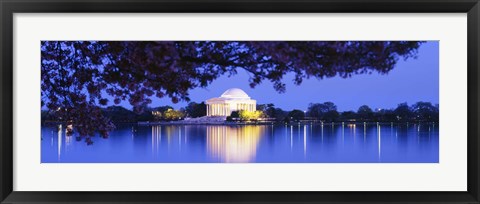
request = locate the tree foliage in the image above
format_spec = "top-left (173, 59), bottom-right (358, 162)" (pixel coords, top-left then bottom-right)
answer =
top-left (307, 102), bottom-right (339, 122)
top-left (162, 108), bottom-right (186, 121)
top-left (412, 102), bottom-right (439, 121)
top-left (41, 41), bottom-right (423, 142)
top-left (357, 105), bottom-right (374, 121)
top-left (238, 110), bottom-right (263, 121)
top-left (393, 102), bottom-right (412, 122)
top-left (287, 110), bottom-right (306, 122)
top-left (102, 106), bottom-right (137, 122)
top-left (185, 102), bottom-right (207, 118)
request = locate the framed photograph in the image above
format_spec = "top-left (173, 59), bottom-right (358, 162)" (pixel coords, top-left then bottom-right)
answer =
top-left (1, 0), bottom-right (479, 203)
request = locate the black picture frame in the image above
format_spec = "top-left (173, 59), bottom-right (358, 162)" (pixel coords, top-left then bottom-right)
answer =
top-left (1, 0), bottom-right (479, 203)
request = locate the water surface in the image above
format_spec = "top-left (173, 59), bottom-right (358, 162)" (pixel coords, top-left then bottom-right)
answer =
top-left (41, 123), bottom-right (439, 163)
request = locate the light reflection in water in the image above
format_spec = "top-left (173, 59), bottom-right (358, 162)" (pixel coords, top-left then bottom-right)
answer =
top-left (377, 123), bottom-right (381, 160)
top-left (348, 124), bottom-right (356, 144)
top-left (321, 123), bottom-right (324, 143)
top-left (65, 131), bottom-right (73, 152)
top-left (178, 127), bottom-right (182, 150)
top-left (303, 125), bottom-right (307, 157)
top-left (290, 125), bottom-right (293, 150)
top-left (51, 131), bottom-right (54, 147)
top-left (42, 123), bottom-right (439, 163)
top-left (57, 124), bottom-right (62, 161)
top-left (184, 126), bottom-right (188, 144)
top-left (364, 122), bottom-right (367, 142)
top-left (206, 125), bottom-right (263, 163)
top-left (151, 126), bottom-right (161, 157)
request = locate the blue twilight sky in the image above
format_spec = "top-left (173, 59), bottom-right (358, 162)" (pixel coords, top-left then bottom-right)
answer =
top-left (115, 41), bottom-right (439, 112)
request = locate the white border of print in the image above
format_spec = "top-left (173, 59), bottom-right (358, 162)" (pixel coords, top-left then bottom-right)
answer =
top-left (13, 13), bottom-right (466, 191)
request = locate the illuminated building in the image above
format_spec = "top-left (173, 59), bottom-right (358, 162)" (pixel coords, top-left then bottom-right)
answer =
top-left (205, 88), bottom-right (256, 117)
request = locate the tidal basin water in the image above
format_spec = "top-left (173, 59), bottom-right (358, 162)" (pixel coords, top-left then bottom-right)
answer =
top-left (41, 123), bottom-right (439, 163)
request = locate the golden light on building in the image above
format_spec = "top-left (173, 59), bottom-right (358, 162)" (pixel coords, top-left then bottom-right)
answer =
top-left (206, 125), bottom-right (264, 163)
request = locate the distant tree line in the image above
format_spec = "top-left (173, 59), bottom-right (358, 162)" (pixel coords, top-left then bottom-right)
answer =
top-left (231, 101), bottom-right (438, 123)
top-left (42, 102), bottom-right (198, 123)
top-left (42, 101), bottom-right (438, 123)
top-left (282, 101), bottom-right (438, 123)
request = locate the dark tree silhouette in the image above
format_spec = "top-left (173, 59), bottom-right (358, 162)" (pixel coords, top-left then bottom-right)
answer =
top-left (287, 109), bottom-right (306, 122)
top-left (394, 102), bottom-right (413, 121)
top-left (102, 106), bottom-right (136, 122)
top-left (307, 102), bottom-right (338, 121)
top-left (412, 102), bottom-right (439, 121)
top-left (41, 41), bottom-right (423, 143)
top-left (185, 102), bottom-right (207, 118)
top-left (257, 103), bottom-right (275, 117)
top-left (262, 104), bottom-right (276, 118)
top-left (340, 111), bottom-right (357, 121)
top-left (357, 105), bottom-right (374, 121)
top-left (376, 109), bottom-right (397, 122)
top-left (230, 111), bottom-right (240, 118)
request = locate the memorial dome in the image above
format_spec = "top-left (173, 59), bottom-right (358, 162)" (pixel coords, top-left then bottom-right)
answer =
top-left (220, 88), bottom-right (250, 99)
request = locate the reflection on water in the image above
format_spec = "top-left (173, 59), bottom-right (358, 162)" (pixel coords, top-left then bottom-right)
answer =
top-left (41, 123), bottom-right (439, 163)
top-left (57, 124), bottom-right (62, 161)
top-left (207, 126), bottom-right (263, 163)
top-left (377, 123), bottom-right (381, 161)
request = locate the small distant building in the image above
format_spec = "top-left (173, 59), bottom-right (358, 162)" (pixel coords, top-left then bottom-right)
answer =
top-left (205, 88), bottom-right (256, 117)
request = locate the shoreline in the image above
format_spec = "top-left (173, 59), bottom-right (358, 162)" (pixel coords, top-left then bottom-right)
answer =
top-left (136, 121), bottom-right (437, 126)
top-left (42, 120), bottom-right (438, 126)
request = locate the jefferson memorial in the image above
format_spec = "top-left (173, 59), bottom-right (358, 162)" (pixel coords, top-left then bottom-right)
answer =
top-left (205, 88), bottom-right (256, 117)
